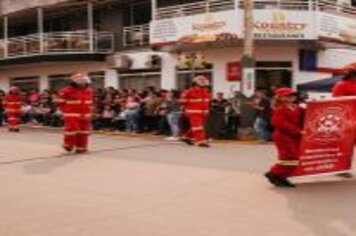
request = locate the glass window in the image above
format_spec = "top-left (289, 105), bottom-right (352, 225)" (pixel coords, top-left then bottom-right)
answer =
top-left (176, 70), bottom-right (213, 91)
top-left (88, 72), bottom-right (105, 90)
top-left (48, 74), bottom-right (71, 91)
top-left (10, 76), bottom-right (40, 92)
top-left (120, 73), bottom-right (161, 91)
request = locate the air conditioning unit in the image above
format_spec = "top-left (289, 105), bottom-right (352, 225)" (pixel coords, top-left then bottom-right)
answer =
top-left (106, 54), bottom-right (133, 69)
top-left (145, 55), bottom-right (162, 68)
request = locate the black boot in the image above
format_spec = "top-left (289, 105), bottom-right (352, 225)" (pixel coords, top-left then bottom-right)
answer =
top-left (264, 172), bottom-right (296, 188)
top-left (180, 138), bottom-right (194, 146)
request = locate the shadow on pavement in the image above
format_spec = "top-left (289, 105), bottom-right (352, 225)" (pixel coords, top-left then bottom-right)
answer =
top-left (279, 179), bottom-right (356, 236)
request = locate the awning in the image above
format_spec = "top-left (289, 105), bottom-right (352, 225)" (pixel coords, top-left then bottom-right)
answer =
top-left (297, 76), bottom-right (342, 92)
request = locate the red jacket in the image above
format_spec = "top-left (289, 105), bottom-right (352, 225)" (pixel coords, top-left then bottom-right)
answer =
top-left (57, 86), bottom-right (93, 119)
top-left (332, 80), bottom-right (356, 97)
top-left (272, 105), bottom-right (303, 139)
top-left (4, 94), bottom-right (22, 114)
top-left (181, 86), bottom-right (211, 115)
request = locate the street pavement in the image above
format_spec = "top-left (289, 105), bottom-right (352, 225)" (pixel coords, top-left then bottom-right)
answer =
top-left (0, 127), bottom-right (356, 236)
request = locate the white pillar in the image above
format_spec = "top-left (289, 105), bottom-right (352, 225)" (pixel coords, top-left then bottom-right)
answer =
top-left (104, 69), bottom-right (118, 89)
top-left (38, 8), bottom-right (44, 53)
top-left (161, 53), bottom-right (177, 90)
top-left (152, 0), bottom-right (157, 20)
top-left (4, 16), bottom-right (8, 58)
top-left (39, 75), bottom-right (48, 91)
top-left (88, 1), bottom-right (94, 52)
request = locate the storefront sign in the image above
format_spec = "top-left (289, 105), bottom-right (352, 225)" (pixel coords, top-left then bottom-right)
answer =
top-left (253, 10), bottom-right (314, 39)
top-left (150, 10), bottom-right (241, 45)
top-left (292, 98), bottom-right (356, 177)
top-left (226, 62), bottom-right (242, 81)
top-left (318, 13), bottom-right (356, 45)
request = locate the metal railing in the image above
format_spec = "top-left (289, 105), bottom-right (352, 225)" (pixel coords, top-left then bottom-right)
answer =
top-left (0, 30), bottom-right (114, 59)
top-left (154, 0), bottom-right (356, 19)
top-left (155, 0), bottom-right (235, 20)
top-left (123, 24), bottom-right (150, 47)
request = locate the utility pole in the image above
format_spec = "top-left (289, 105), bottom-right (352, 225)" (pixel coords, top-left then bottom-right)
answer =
top-left (241, 0), bottom-right (255, 97)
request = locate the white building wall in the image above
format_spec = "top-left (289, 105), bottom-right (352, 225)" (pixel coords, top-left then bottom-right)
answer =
top-left (0, 62), bottom-right (108, 91)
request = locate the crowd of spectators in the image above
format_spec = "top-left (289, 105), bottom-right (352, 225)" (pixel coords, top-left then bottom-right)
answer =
top-left (0, 86), bottom-right (280, 141)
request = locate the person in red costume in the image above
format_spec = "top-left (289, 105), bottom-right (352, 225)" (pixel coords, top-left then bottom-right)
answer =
top-left (264, 88), bottom-right (304, 188)
top-left (332, 63), bottom-right (356, 178)
top-left (180, 75), bottom-right (211, 147)
top-left (332, 63), bottom-right (356, 97)
top-left (4, 86), bottom-right (22, 132)
top-left (56, 74), bottom-right (93, 154)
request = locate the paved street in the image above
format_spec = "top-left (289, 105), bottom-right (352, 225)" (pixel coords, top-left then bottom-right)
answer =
top-left (1, 128), bottom-right (356, 236)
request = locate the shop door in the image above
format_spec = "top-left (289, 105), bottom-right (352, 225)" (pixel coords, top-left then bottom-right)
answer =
top-left (255, 62), bottom-right (292, 94)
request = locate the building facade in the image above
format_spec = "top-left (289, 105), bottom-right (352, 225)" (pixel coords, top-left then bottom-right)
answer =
top-left (0, 0), bottom-right (355, 96)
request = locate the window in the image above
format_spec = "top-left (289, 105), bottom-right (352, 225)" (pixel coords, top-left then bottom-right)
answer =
top-left (120, 72), bottom-right (161, 91)
top-left (48, 74), bottom-right (71, 91)
top-left (176, 63), bottom-right (213, 91)
top-left (10, 76), bottom-right (40, 92)
top-left (88, 72), bottom-right (105, 89)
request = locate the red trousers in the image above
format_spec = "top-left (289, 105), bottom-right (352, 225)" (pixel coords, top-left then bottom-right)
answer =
top-left (7, 112), bottom-right (20, 129)
top-left (270, 134), bottom-right (300, 177)
top-left (63, 118), bottom-right (91, 151)
top-left (183, 113), bottom-right (207, 144)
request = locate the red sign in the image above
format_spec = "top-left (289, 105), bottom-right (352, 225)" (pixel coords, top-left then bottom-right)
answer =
top-left (292, 98), bottom-right (356, 177)
top-left (226, 62), bottom-right (241, 81)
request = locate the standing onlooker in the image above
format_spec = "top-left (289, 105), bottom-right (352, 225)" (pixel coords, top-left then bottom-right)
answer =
top-left (142, 92), bottom-right (162, 132)
top-left (206, 92), bottom-right (229, 139)
top-left (124, 96), bottom-right (140, 132)
top-left (251, 90), bottom-right (272, 142)
top-left (227, 91), bottom-right (247, 139)
top-left (165, 90), bottom-right (182, 141)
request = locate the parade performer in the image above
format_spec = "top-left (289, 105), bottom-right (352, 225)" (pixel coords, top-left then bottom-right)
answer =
top-left (332, 63), bottom-right (356, 97)
top-left (4, 86), bottom-right (22, 132)
top-left (264, 88), bottom-right (304, 188)
top-left (332, 63), bottom-right (356, 178)
top-left (56, 74), bottom-right (93, 153)
top-left (180, 75), bottom-right (211, 147)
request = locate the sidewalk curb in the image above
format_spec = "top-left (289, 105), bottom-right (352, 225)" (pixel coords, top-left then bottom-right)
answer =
top-left (19, 125), bottom-right (271, 145)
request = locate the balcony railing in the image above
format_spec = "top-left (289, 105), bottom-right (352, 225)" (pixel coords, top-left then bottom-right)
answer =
top-left (155, 0), bottom-right (235, 20)
top-left (123, 24), bottom-right (150, 47)
top-left (0, 30), bottom-right (114, 59)
top-left (154, 0), bottom-right (356, 20)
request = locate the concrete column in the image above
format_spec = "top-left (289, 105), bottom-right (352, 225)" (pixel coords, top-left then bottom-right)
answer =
top-left (160, 53), bottom-right (177, 90)
top-left (38, 8), bottom-right (44, 53)
top-left (39, 74), bottom-right (48, 91)
top-left (88, 1), bottom-right (94, 52)
top-left (104, 69), bottom-right (118, 89)
top-left (4, 16), bottom-right (8, 58)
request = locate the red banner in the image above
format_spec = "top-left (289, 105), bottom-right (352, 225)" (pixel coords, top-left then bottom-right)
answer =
top-left (292, 97), bottom-right (356, 177)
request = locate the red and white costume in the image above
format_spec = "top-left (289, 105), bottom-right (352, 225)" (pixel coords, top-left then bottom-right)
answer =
top-left (4, 87), bottom-right (22, 132)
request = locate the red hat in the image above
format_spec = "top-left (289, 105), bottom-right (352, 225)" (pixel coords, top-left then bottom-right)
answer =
top-left (193, 75), bottom-right (210, 87)
top-left (71, 73), bottom-right (91, 85)
top-left (275, 87), bottom-right (297, 97)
